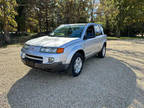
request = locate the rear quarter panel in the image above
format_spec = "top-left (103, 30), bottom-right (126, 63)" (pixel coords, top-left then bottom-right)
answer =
top-left (99, 34), bottom-right (107, 50)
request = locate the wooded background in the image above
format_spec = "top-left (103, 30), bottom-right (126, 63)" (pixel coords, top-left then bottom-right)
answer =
top-left (0, 0), bottom-right (144, 44)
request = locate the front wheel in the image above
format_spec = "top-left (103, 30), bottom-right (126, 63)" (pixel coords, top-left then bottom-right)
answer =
top-left (98, 44), bottom-right (106, 58)
top-left (68, 53), bottom-right (84, 77)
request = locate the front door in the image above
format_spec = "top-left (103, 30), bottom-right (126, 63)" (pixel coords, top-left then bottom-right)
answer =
top-left (83, 25), bottom-right (99, 57)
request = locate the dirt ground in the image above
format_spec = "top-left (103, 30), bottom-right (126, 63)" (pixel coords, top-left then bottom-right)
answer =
top-left (0, 40), bottom-right (144, 108)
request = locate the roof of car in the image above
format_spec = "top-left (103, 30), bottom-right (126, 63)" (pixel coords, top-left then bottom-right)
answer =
top-left (62, 23), bottom-right (86, 26)
top-left (62, 23), bottom-right (99, 26)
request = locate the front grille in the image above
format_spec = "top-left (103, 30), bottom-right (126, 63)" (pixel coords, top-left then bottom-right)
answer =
top-left (25, 58), bottom-right (42, 64)
top-left (26, 54), bottom-right (42, 59)
top-left (25, 54), bottom-right (43, 61)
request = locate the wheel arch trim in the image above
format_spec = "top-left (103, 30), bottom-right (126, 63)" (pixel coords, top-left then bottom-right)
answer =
top-left (65, 46), bottom-right (85, 64)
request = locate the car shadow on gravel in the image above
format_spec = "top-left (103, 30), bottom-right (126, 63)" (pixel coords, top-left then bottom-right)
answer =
top-left (7, 57), bottom-right (137, 108)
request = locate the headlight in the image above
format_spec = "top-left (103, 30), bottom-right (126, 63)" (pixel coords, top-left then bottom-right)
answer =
top-left (40, 47), bottom-right (57, 53)
top-left (40, 47), bottom-right (64, 53)
top-left (23, 44), bottom-right (30, 50)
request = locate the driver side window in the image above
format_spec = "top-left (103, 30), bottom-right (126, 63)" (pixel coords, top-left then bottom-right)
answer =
top-left (84, 26), bottom-right (95, 39)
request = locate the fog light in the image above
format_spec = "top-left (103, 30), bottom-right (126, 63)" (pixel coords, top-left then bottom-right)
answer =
top-left (43, 57), bottom-right (55, 64)
top-left (22, 52), bottom-right (25, 59)
top-left (48, 57), bottom-right (54, 64)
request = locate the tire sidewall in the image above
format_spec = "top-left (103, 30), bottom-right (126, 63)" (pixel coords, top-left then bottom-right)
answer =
top-left (102, 45), bottom-right (106, 57)
top-left (98, 44), bottom-right (106, 58)
top-left (71, 53), bottom-right (84, 77)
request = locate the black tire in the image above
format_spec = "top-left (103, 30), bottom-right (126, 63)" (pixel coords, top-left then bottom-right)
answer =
top-left (98, 44), bottom-right (106, 58)
top-left (68, 53), bottom-right (84, 77)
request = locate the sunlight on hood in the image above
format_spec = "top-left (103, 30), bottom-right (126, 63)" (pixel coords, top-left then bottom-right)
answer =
top-left (26, 36), bottom-right (79, 47)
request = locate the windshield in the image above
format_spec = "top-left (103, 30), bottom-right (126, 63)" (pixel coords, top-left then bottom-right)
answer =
top-left (49, 25), bottom-right (85, 38)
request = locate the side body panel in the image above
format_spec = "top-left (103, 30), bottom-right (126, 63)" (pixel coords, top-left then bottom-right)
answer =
top-left (81, 23), bottom-right (107, 58)
top-left (65, 23), bottom-right (107, 64)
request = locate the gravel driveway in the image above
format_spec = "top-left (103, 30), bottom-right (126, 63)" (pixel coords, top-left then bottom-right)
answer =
top-left (0, 40), bottom-right (144, 108)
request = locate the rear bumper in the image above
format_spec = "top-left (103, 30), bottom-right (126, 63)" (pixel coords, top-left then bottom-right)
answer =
top-left (22, 58), bottom-right (69, 72)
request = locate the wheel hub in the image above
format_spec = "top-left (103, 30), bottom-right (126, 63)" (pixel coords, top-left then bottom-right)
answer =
top-left (74, 57), bottom-right (82, 73)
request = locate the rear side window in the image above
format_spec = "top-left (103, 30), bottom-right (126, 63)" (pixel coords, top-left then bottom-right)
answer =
top-left (98, 25), bottom-right (104, 34)
top-left (94, 25), bottom-right (102, 36)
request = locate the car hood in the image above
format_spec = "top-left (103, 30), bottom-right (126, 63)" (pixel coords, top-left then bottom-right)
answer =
top-left (26, 36), bottom-right (79, 47)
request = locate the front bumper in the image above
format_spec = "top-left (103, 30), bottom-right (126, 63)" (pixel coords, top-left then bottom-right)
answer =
top-left (22, 58), bottom-right (69, 71)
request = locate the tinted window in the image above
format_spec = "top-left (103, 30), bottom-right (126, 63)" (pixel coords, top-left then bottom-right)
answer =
top-left (84, 26), bottom-right (95, 39)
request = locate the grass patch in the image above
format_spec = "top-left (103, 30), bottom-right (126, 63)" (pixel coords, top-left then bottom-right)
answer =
top-left (107, 36), bottom-right (144, 40)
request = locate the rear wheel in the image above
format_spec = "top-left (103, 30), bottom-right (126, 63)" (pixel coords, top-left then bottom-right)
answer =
top-left (68, 53), bottom-right (84, 77)
top-left (98, 44), bottom-right (106, 58)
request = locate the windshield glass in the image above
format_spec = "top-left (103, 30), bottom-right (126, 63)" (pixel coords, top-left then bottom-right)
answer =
top-left (49, 25), bottom-right (85, 38)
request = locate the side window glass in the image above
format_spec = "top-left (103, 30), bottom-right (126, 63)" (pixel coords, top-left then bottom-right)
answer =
top-left (99, 25), bottom-right (103, 34)
top-left (94, 25), bottom-right (102, 36)
top-left (84, 26), bottom-right (95, 39)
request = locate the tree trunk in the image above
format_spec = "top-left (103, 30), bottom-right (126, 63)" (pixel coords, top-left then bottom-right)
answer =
top-left (116, 25), bottom-right (120, 38)
top-left (91, 9), bottom-right (94, 22)
top-left (105, 18), bottom-right (110, 35)
top-left (127, 26), bottom-right (130, 37)
top-left (141, 32), bottom-right (144, 37)
top-left (118, 31), bottom-right (121, 38)
top-left (46, 7), bottom-right (49, 32)
top-left (0, 34), bottom-right (5, 46)
top-left (4, 27), bottom-right (10, 43)
top-left (3, 21), bottom-right (11, 43)
top-left (3, 3), bottom-right (11, 44)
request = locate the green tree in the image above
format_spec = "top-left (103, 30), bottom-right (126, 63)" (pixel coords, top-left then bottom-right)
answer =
top-left (0, 0), bottom-right (17, 43)
top-left (57, 0), bottom-right (90, 24)
top-left (97, 0), bottom-right (144, 37)
top-left (16, 0), bottom-right (26, 33)
top-left (36, 0), bottom-right (57, 32)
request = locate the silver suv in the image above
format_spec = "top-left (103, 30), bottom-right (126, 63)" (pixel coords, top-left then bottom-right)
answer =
top-left (21, 23), bottom-right (107, 76)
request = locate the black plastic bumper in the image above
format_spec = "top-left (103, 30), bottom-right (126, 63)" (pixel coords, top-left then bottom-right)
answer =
top-left (22, 58), bottom-right (69, 72)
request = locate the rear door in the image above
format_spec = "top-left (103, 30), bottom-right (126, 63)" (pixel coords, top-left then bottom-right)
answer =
top-left (98, 25), bottom-right (106, 49)
top-left (94, 24), bottom-right (104, 52)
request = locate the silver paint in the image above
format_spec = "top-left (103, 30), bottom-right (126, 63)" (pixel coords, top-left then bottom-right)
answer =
top-left (21, 23), bottom-right (107, 66)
